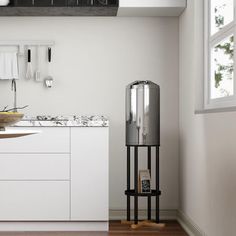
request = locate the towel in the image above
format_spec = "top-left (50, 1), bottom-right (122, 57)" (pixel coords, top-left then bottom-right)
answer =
top-left (0, 52), bottom-right (19, 80)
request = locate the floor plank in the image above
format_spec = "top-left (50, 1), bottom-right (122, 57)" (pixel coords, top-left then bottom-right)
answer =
top-left (0, 221), bottom-right (188, 236)
top-left (109, 220), bottom-right (188, 235)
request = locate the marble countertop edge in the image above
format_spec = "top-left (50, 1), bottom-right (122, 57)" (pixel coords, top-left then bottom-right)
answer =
top-left (14, 115), bottom-right (109, 127)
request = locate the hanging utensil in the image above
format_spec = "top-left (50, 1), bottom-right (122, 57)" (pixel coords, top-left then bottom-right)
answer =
top-left (26, 48), bottom-right (33, 80)
top-left (44, 47), bottom-right (53, 88)
top-left (35, 46), bottom-right (41, 82)
top-left (48, 47), bottom-right (51, 63)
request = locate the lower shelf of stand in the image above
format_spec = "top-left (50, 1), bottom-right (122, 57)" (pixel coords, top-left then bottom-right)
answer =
top-left (125, 190), bottom-right (161, 197)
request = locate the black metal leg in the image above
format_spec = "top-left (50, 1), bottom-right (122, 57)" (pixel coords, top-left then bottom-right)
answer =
top-left (127, 146), bottom-right (131, 221)
top-left (156, 146), bottom-right (160, 223)
top-left (134, 147), bottom-right (138, 224)
top-left (125, 145), bottom-right (161, 225)
top-left (147, 146), bottom-right (151, 220)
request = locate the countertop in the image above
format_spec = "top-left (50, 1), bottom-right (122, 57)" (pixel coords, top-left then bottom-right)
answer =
top-left (14, 115), bottom-right (109, 127)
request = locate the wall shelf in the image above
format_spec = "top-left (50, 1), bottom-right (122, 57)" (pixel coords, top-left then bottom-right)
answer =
top-left (0, 0), bottom-right (186, 16)
top-left (117, 0), bottom-right (186, 17)
top-left (0, 0), bottom-right (119, 16)
top-left (0, 6), bottom-right (118, 16)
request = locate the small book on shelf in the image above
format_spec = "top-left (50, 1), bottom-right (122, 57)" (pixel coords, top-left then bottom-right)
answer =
top-left (139, 169), bottom-right (151, 193)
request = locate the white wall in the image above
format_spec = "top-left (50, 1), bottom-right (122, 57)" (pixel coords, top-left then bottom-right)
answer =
top-left (0, 17), bottom-right (179, 212)
top-left (179, 1), bottom-right (236, 235)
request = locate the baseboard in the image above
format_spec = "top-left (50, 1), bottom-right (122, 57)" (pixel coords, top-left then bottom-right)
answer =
top-left (109, 209), bottom-right (177, 221)
top-left (110, 209), bottom-right (206, 236)
top-left (177, 210), bottom-right (206, 236)
top-left (0, 210), bottom-right (205, 234)
top-left (0, 222), bottom-right (108, 232)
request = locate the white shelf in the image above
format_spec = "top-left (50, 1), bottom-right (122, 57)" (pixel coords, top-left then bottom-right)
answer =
top-left (117, 0), bottom-right (187, 17)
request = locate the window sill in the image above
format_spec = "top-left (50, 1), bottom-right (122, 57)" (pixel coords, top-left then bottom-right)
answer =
top-left (195, 106), bottom-right (236, 114)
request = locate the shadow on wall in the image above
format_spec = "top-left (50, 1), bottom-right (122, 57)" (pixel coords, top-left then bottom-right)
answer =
top-left (204, 113), bottom-right (236, 236)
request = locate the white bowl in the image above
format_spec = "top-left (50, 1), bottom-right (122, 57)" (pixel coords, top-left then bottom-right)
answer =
top-left (0, 0), bottom-right (10, 6)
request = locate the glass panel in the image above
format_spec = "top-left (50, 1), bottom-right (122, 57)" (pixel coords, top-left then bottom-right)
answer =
top-left (211, 0), bottom-right (234, 35)
top-left (211, 35), bottom-right (234, 99)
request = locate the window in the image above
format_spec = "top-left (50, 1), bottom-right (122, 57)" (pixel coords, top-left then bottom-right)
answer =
top-left (204, 0), bottom-right (235, 109)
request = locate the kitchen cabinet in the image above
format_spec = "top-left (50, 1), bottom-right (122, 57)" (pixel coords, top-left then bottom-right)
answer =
top-left (0, 126), bottom-right (109, 226)
top-left (117, 0), bottom-right (186, 16)
top-left (0, 181), bottom-right (70, 220)
top-left (0, 154), bottom-right (70, 180)
top-left (0, 127), bottom-right (70, 153)
top-left (71, 128), bottom-right (109, 221)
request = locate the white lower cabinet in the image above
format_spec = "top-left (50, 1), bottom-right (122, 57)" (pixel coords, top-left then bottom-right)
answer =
top-left (0, 181), bottom-right (70, 221)
top-left (0, 154), bottom-right (70, 180)
top-left (0, 127), bottom-right (109, 224)
top-left (0, 127), bottom-right (70, 153)
top-left (71, 128), bottom-right (109, 221)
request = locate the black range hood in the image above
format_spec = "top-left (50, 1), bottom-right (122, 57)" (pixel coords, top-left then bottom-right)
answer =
top-left (0, 0), bottom-right (119, 16)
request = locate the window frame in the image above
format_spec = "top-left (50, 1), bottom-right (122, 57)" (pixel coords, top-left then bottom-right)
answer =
top-left (204, 0), bottom-right (236, 109)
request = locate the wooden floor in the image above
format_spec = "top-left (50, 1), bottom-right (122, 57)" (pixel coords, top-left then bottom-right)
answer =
top-left (109, 221), bottom-right (188, 236)
top-left (0, 221), bottom-right (188, 236)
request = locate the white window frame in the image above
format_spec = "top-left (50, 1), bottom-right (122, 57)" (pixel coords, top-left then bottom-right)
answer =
top-left (204, 0), bottom-right (236, 109)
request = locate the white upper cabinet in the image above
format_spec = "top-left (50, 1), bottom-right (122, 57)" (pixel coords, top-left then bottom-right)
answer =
top-left (117, 0), bottom-right (187, 16)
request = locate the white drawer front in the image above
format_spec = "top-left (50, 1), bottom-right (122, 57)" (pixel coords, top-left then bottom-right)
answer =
top-left (0, 154), bottom-right (70, 180)
top-left (0, 127), bottom-right (70, 153)
top-left (0, 181), bottom-right (70, 221)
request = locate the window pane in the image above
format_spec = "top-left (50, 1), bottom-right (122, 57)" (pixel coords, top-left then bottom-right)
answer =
top-left (211, 35), bottom-right (234, 99)
top-left (211, 0), bottom-right (234, 35)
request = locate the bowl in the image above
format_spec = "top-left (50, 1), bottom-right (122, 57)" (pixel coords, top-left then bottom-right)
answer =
top-left (0, 112), bottom-right (24, 131)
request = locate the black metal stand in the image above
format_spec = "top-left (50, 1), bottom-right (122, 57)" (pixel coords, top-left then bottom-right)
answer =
top-left (125, 145), bottom-right (161, 224)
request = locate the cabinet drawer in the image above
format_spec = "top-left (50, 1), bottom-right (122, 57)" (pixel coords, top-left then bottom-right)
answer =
top-left (0, 181), bottom-right (69, 221)
top-left (0, 154), bottom-right (69, 180)
top-left (0, 127), bottom-right (70, 153)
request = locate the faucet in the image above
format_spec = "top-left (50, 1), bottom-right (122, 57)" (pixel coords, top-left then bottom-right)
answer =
top-left (11, 79), bottom-right (17, 112)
